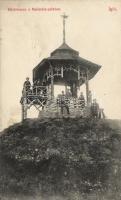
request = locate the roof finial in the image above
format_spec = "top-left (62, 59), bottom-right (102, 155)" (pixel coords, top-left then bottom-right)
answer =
top-left (61, 13), bottom-right (68, 44)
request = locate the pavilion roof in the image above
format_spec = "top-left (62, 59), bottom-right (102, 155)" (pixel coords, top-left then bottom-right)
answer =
top-left (50, 43), bottom-right (79, 59)
top-left (33, 43), bottom-right (101, 82)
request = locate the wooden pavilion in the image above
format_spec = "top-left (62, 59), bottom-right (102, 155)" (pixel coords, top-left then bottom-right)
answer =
top-left (20, 14), bottom-right (104, 120)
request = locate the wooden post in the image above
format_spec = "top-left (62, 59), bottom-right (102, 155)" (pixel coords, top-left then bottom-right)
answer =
top-left (24, 105), bottom-right (27, 119)
top-left (78, 66), bottom-right (80, 80)
top-left (73, 83), bottom-right (78, 98)
top-left (21, 88), bottom-right (27, 121)
top-left (22, 102), bottom-right (27, 121)
top-left (22, 104), bottom-right (24, 121)
top-left (85, 70), bottom-right (89, 107)
top-left (61, 66), bottom-right (63, 78)
top-left (51, 66), bottom-right (54, 99)
top-left (65, 83), bottom-right (68, 94)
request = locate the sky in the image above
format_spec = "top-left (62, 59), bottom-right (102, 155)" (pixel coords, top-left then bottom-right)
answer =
top-left (0, 0), bottom-right (121, 130)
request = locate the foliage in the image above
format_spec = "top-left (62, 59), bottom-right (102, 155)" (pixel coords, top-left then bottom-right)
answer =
top-left (0, 118), bottom-right (121, 199)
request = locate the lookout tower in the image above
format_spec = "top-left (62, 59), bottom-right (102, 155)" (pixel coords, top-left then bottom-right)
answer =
top-left (20, 15), bottom-right (104, 120)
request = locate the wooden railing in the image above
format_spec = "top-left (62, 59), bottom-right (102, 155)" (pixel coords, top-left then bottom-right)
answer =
top-left (21, 86), bottom-right (105, 119)
top-left (41, 97), bottom-right (87, 118)
top-left (23, 86), bottom-right (48, 97)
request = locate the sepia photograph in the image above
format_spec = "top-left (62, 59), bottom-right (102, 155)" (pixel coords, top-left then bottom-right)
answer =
top-left (0, 0), bottom-right (121, 199)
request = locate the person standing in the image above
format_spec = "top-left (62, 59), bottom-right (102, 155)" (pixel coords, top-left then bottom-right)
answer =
top-left (66, 88), bottom-right (72, 98)
top-left (60, 91), bottom-right (70, 115)
top-left (23, 77), bottom-right (31, 93)
top-left (36, 80), bottom-right (41, 94)
top-left (91, 99), bottom-right (99, 118)
top-left (78, 92), bottom-right (85, 109)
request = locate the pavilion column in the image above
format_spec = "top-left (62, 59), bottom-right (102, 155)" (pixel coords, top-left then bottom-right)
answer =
top-left (71, 82), bottom-right (77, 98)
top-left (21, 88), bottom-right (27, 121)
top-left (85, 70), bottom-right (89, 107)
top-left (21, 100), bottom-right (27, 121)
top-left (22, 104), bottom-right (24, 121)
top-left (65, 83), bottom-right (68, 94)
top-left (50, 67), bottom-right (54, 99)
top-left (74, 83), bottom-right (78, 98)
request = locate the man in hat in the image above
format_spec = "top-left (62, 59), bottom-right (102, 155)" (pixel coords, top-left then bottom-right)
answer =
top-left (91, 99), bottom-right (99, 118)
top-left (23, 77), bottom-right (31, 93)
top-left (60, 91), bottom-right (70, 115)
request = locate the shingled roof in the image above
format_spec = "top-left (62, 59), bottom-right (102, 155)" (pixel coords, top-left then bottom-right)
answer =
top-left (33, 42), bottom-right (101, 82)
top-left (50, 43), bottom-right (79, 59)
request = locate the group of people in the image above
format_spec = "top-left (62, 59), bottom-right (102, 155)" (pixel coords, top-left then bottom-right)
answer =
top-left (79, 91), bottom-right (101, 119)
top-left (23, 77), bottom-right (47, 96)
top-left (22, 77), bottom-right (102, 118)
top-left (57, 90), bottom-right (86, 115)
top-left (57, 90), bottom-right (101, 118)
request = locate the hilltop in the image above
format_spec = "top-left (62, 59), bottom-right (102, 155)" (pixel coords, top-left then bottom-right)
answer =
top-left (0, 118), bottom-right (121, 200)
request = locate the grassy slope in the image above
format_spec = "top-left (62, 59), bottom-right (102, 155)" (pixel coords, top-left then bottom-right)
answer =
top-left (0, 118), bottom-right (121, 200)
